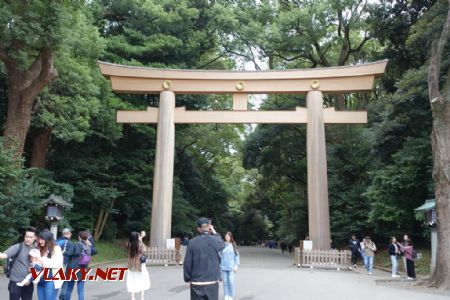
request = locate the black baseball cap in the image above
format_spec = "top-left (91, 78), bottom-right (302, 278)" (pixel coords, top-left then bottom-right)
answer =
top-left (197, 217), bottom-right (210, 227)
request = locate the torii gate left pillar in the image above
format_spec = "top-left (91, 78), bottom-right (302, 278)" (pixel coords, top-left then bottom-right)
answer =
top-left (99, 60), bottom-right (387, 249)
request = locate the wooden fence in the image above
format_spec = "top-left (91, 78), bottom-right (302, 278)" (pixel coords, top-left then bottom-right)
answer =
top-left (295, 248), bottom-right (351, 270)
top-left (144, 246), bottom-right (186, 265)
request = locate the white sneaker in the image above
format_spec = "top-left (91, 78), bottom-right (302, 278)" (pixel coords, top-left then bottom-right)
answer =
top-left (368, 272), bottom-right (372, 275)
top-left (392, 274), bottom-right (400, 278)
top-left (407, 277), bottom-right (415, 281)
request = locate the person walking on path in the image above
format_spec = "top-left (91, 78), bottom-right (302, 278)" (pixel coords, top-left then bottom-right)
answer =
top-left (401, 234), bottom-right (410, 273)
top-left (220, 232), bottom-right (240, 300)
top-left (360, 238), bottom-right (366, 268)
top-left (65, 230), bottom-right (93, 300)
top-left (36, 230), bottom-right (64, 300)
top-left (397, 239), bottom-right (416, 280)
top-left (126, 231), bottom-right (150, 300)
top-left (184, 217), bottom-right (226, 300)
top-left (56, 228), bottom-right (73, 300)
top-left (363, 236), bottom-right (377, 275)
top-left (348, 235), bottom-right (360, 268)
top-left (389, 237), bottom-right (401, 278)
top-left (0, 227), bottom-right (37, 300)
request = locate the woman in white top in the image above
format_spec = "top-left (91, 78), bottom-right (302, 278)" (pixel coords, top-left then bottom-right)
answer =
top-left (36, 230), bottom-right (64, 300)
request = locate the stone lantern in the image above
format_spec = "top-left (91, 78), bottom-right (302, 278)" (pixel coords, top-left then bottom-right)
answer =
top-left (414, 199), bottom-right (436, 271)
top-left (42, 194), bottom-right (73, 239)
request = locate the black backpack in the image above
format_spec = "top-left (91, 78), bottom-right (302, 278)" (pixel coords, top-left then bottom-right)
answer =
top-left (5, 243), bottom-right (23, 278)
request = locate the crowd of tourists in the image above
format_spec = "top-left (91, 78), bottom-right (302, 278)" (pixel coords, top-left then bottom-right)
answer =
top-left (0, 227), bottom-right (96, 300)
top-left (0, 220), bottom-right (238, 300)
top-left (348, 234), bottom-right (417, 280)
top-left (2, 222), bottom-right (420, 300)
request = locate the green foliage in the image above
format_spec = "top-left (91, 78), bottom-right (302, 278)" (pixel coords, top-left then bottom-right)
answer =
top-left (327, 126), bottom-right (374, 241)
top-left (0, 0), bottom-right (445, 249)
top-left (32, 10), bottom-right (106, 142)
top-left (0, 0), bottom-right (78, 68)
top-left (0, 139), bottom-right (72, 249)
top-left (365, 67), bottom-right (433, 238)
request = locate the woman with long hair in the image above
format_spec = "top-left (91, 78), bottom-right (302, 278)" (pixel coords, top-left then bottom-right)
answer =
top-left (126, 231), bottom-right (150, 300)
top-left (389, 237), bottom-right (401, 278)
top-left (36, 230), bottom-right (64, 300)
top-left (220, 232), bottom-right (240, 300)
top-left (397, 239), bottom-right (416, 280)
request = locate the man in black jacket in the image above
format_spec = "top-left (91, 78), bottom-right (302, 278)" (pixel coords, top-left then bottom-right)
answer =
top-left (348, 235), bottom-right (361, 268)
top-left (183, 217), bottom-right (226, 300)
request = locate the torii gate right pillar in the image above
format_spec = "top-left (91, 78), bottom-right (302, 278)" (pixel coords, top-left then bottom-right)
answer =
top-left (307, 90), bottom-right (331, 250)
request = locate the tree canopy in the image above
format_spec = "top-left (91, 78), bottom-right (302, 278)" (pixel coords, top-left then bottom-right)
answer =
top-left (1, 1), bottom-right (450, 288)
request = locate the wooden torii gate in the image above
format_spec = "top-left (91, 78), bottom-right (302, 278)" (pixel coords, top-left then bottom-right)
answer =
top-left (99, 60), bottom-right (387, 249)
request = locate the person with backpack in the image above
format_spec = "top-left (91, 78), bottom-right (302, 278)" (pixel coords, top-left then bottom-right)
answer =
top-left (35, 229), bottom-right (64, 300)
top-left (56, 228), bottom-right (73, 300)
top-left (0, 227), bottom-right (37, 300)
top-left (65, 231), bottom-right (92, 300)
top-left (363, 236), bottom-right (377, 275)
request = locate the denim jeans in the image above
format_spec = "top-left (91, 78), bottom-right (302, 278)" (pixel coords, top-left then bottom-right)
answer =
top-left (37, 281), bottom-right (58, 300)
top-left (390, 255), bottom-right (398, 275)
top-left (364, 255), bottom-right (374, 273)
top-left (222, 270), bottom-right (235, 297)
top-left (58, 281), bottom-right (68, 299)
top-left (65, 268), bottom-right (86, 300)
top-left (65, 279), bottom-right (85, 300)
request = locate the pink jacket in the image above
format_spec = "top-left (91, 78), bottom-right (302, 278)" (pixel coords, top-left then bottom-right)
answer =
top-left (397, 243), bottom-right (414, 261)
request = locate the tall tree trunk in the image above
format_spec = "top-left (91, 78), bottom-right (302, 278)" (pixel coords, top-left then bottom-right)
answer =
top-left (0, 48), bottom-right (57, 159)
top-left (29, 127), bottom-right (52, 168)
top-left (94, 198), bottom-right (116, 241)
top-left (3, 91), bottom-right (34, 159)
top-left (93, 209), bottom-right (105, 241)
top-left (423, 0), bottom-right (450, 290)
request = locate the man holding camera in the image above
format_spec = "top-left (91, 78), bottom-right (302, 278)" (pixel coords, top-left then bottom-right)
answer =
top-left (183, 217), bottom-right (226, 300)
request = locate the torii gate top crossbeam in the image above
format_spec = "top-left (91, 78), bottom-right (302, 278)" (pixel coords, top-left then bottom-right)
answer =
top-left (99, 60), bottom-right (387, 94)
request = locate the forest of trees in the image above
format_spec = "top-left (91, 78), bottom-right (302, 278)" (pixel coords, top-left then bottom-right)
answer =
top-left (1, 0), bottom-right (449, 287)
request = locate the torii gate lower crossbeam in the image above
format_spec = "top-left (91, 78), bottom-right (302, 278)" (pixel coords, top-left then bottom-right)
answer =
top-left (99, 60), bottom-right (387, 250)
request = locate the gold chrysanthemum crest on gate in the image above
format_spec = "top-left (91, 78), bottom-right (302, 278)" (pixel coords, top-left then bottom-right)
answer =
top-left (310, 80), bottom-right (320, 89)
top-left (236, 81), bottom-right (245, 91)
top-left (162, 80), bottom-right (172, 90)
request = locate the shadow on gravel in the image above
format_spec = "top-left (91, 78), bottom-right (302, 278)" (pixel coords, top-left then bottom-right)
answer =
top-left (169, 285), bottom-right (190, 293)
top-left (91, 291), bottom-right (122, 299)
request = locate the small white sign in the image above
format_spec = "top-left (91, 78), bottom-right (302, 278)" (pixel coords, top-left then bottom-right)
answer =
top-left (166, 238), bottom-right (176, 249)
top-left (303, 240), bottom-right (313, 251)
